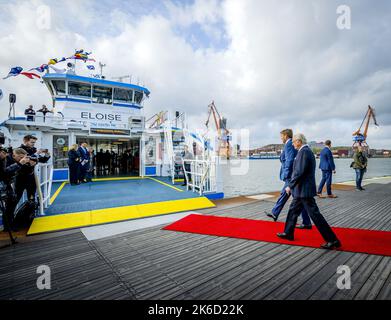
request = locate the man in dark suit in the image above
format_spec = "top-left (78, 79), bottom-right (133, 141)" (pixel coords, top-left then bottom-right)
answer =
top-left (277, 133), bottom-right (341, 249)
top-left (265, 129), bottom-right (311, 229)
top-left (24, 105), bottom-right (36, 121)
top-left (317, 140), bottom-right (337, 198)
top-left (77, 142), bottom-right (90, 183)
top-left (17, 135), bottom-right (51, 202)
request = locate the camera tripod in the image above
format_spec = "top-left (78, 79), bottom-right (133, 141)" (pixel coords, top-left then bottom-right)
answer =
top-left (0, 198), bottom-right (17, 246)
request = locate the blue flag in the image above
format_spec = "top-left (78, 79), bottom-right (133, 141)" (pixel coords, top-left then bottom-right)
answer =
top-left (3, 66), bottom-right (23, 79)
top-left (87, 65), bottom-right (95, 70)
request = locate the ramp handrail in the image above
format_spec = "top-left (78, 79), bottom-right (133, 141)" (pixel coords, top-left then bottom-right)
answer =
top-left (34, 163), bottom-right (53, 216)
top-left (182, 157), bottom-right (217, 195)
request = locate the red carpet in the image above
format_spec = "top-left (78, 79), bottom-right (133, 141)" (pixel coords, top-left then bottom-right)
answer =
top-left (163, 214), bottom-right (391, 256)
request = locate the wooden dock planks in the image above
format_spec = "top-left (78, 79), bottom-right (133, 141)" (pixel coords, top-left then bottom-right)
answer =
top-left (1, 182), bottom-right (391, 300)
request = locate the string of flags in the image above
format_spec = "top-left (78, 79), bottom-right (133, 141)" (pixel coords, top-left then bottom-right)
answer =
top-left (2, 66), bottom-right (41, 80)
top-left (2, 49), bottom-right (96, 81)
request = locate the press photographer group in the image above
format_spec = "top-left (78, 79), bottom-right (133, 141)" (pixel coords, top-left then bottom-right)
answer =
top-left (0, 133), bottom-right (50, 243)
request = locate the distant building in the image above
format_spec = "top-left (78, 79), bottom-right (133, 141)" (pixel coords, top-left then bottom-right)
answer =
top-left (336, 149), bottom-right (349, 157)
top-left (308, 141), bottom-right (325, 149)
top-left (250, 144), bottom-right (283, 155)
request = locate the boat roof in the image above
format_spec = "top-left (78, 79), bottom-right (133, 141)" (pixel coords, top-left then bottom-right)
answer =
top-left (43, 73), bottom-right (150, 96)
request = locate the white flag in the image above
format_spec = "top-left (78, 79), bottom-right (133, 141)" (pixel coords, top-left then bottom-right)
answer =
top-left (49, 65), bottom-right (66, 74)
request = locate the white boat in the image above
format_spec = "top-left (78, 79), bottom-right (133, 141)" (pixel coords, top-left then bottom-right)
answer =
top-left (0, 64), bottom-right (223, 199)
top-left (249, 152), bottom-right (279, 160)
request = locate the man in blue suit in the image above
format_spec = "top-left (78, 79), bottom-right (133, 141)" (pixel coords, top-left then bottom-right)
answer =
top-left (78, 142), bottom-right (90, 183)
top-left (277, 133), bottom-right (341, 249)
top-left (265, 129), bottom-right (312, 229)
top-left (317, 140), bottom-right (337, 198)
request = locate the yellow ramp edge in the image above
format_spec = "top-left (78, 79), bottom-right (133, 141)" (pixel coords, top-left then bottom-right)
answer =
top-left (27, 197), bottom-right (215, 235)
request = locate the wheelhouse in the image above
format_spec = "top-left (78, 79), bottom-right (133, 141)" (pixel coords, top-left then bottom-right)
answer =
top-left (43, 73), bottom-right (150, 109)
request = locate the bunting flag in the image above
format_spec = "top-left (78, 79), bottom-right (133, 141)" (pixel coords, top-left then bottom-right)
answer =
top-left (0, 89), bottom-right (3, 101)
top-left (48, 57), bottom-right (66, 65)
top-left (67, 49), bottom-right (95, 63)
top-left (3, 66), bottom-right (23, 79)
top-left (29, 64), bottom-right (49, 73)
top-left (48, 58), bottom-right (59, 65)
top-left (20, 72), bottom-right (41, 79)
top-left (49, 65), bottom-right (66, 74)
top-left (4, 49), bottom-right (95, 81)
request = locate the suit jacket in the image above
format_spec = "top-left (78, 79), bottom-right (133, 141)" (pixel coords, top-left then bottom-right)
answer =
top-left (319, 147), bottom-right (335, 171)
top-left (78, 147), bottom-right (90, 161)
top-left (1, 156), bottom-right (22, 184)
top-left (68, 150), bottom-right (81, 166)
top-left (279, 139), bottom-right (297, 181)
top-left (289, 145), bottom-right (317, 198)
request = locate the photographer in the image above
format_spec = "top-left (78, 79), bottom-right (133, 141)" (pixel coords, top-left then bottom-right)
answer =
top-left (14, 135), bottom-right (50, 203)
top-left (0, 147), bottom-right (29, 232)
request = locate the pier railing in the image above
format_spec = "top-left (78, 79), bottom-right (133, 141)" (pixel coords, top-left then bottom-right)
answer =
top-left (34, 163), bottom-right (53, 216)
top-left (182, 157), bottom-right (218, 195)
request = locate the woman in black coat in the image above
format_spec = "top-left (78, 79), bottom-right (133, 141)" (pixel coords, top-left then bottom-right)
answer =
top-left (68, 144), bottom-right (81, 185)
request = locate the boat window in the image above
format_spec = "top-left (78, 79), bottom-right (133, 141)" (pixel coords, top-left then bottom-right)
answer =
top-left (93, 85), bottom-right (113, 104)
top-left (134, 91), bottom-right (143, 104)
top-left (113, 88), bottom-right (133, 103)
top-left (53, 135), bottom-right (69, 169)
top-left (52, 80), bottom-right (66, 95)
top-left (68, 82), bottom-right (91, 98)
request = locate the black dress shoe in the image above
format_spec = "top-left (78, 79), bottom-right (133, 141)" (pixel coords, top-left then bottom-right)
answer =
top-left (276, 233), bottom-right (294, 241)
top-left (265, 211), bottom-right (277, 222)
top-left (321, 240), bottom-right (342, 250)
top-left (296, 224), bottom-right (313, 230)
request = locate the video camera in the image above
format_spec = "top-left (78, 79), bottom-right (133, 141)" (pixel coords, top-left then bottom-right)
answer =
top-left (27, 149), bottom-right (50, 163)
top-left (28, 154), bottom-right (39, 163)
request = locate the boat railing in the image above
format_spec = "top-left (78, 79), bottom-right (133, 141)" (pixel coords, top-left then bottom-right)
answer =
top-left (182, 157), bottom-right (218, 195)
top-left (34, 163), bottom-right (53, 216)
top-left (9, 115), bottom-right (129, 130)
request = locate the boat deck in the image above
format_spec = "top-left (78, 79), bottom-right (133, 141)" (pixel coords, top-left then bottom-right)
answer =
top-left (1, 182), bottom-right (391, 300)
top-left (27, 177), bottom-right (215, 235)
top-left (48, 177), bottom-right (196, 215)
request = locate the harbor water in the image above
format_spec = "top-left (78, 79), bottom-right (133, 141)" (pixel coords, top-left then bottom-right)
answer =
top-left (222, 158), bottom-right (391, 198)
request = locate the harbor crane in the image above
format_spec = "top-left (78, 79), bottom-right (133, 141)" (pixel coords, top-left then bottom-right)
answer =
top-left (205, 101), bottom-right (231, 160)
top-left (146, 111), bottom-right (167, 129)
top-left (352, 105), bottom-right (379, 149)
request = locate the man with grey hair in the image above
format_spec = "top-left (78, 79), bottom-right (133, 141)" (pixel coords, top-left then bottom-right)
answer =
top-left (265, 129), bottom-right (311, 229)
top-left (277, 133), bottom-right (341, 249)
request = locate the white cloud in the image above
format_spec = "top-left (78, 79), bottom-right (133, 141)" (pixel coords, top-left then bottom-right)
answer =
top-left (0, 0), bottom-right (390, 149)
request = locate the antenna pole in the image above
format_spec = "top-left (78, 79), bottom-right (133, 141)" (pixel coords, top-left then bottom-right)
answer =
top-left (99, 62), bottom-right (106, 78)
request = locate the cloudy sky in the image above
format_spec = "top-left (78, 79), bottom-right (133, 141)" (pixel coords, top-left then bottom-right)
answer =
top-left (0, 0), bottom-right (390, 149)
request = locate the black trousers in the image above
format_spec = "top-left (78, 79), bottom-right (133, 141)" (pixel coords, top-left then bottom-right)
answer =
top-left (15, 174), bottom-right (36, 202)
top-left (183, 164), bottom-right (191, 186)
top-left (284, 197), bottom-right (338, 243)
top-left (69, 164), bottom-right (80, 184)
top-left (1, 188), bottom-right (17, 231)
top-left (79, 163), bottom-right (89, 181)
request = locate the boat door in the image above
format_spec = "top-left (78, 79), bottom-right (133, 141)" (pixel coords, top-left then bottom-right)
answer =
top-left (140, 131), bottom-right (162, 177)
